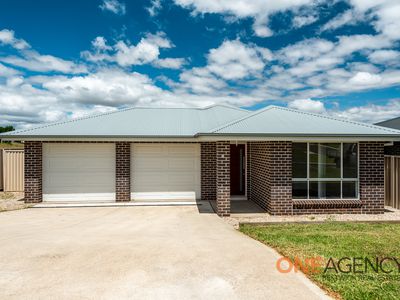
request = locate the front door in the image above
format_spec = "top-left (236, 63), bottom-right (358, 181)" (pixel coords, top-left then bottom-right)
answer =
top-left (230, 144), bottom-right (246, 196)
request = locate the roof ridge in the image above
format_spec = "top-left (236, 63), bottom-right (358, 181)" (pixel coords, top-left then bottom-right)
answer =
top-left (272, 106), bottom-right (400, 134)
top-left (208, 105), bottom-right (275, 133)
top-left (5, 106), bottom-right (137, 135)
top-left (201, 103), bottom-right (249, 112)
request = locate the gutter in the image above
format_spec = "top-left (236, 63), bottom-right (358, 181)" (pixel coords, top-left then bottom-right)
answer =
top-left (1, 133), bottom-right (400, 142)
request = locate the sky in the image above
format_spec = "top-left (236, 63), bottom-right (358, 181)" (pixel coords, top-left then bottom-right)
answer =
top-left (0, 0), bottom-right (400, 128)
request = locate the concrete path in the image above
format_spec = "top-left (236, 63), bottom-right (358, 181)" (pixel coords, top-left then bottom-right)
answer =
top-left (0, 204), bottom-right (330, 300)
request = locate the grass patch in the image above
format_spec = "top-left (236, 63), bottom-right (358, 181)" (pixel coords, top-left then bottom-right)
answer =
top-left (240, 222), bottom-right (400, 300)
top-left (0, 142), bottom-right (23, 149)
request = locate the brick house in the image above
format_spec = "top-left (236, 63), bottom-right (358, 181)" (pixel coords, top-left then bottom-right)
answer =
top-left (2, 105), bottom-right (400, 217)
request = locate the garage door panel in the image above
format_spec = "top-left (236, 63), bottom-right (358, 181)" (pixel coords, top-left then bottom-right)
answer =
top-left (132, 144), bottom-right (200, 201)
top-left (43, 144), bottom-right (116, 202)
top-left (167, 172), bottom-right (198, 185)
top-left (134, 173), bottom-right (168, 187)
top-left (134, 158), bottom-right (168, 171)
top-left (168, 145), bottom-right (199, 154)
top-left (168, 157), bottom-right (199, 170)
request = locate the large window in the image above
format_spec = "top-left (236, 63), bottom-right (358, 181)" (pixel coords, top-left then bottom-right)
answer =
top-left (292, 143), bottom-right (358, 199)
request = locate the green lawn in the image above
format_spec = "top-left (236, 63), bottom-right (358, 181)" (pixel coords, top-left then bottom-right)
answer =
top-left (240, 223), bottom-right (400, 300)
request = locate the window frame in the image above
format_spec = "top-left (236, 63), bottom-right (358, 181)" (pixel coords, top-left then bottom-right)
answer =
top-left (292, 142), bottom-right (359, 200)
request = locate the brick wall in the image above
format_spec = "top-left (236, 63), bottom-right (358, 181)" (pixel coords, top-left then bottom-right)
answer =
top-left (24, 141), bottom-right (42, 203)
top-left (249, 141), bottom-right (292, 215)
top-left (201, 142), bottom-right (216, 201)
top-left (116, 142), bottom-right (131, 202)
top-left (360, 141), bottom-right (385, 214)
top-left (216, 141), bottom-right (230, 216)
top-left (292, 200), bottom-right (362, 214)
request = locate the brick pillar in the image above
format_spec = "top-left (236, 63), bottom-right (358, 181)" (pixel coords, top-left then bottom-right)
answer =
top-left (247, 143), bottom-right (251, 201)
top-left (268, 141), bottom-right (292, 215)
top-left (201, 142), bottom-right (216, 201)
top-left (24, 141), bottom-right (42, 203)
top-left (116, 142), bottom-right (131, 202)
top-left (216, 141), bottom-right (230, 216)
top-left (249, 141), bottom-right (292, 215)
top-left (360, 142), bottom-right (385, 214)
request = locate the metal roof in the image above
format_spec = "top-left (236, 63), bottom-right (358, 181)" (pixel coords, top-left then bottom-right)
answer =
top-left (2, 104), bottom-right (249, 138)
top-left (375, 117), bottom-right (400, 130)
top-left (2, 104), bottom-right (400, 139)
top-left (209, 106), bottom-right (400, 137)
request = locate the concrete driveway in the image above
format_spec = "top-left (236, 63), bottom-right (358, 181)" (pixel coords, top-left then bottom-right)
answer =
top-left (0, 203), bottom-right (329, 300)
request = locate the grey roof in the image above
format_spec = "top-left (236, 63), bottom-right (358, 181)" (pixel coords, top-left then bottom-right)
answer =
top-left (375, 117), bottom-right (400, 130)
top-left (2, 104), bottom-right (400, 139)
top-left (2, 105), bottom-right (249, 138)
top-left (209, 106), bottom-right (400, 137)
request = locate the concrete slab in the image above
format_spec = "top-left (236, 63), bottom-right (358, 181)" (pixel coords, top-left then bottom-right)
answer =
top-left (0, 205), bottom-right (330, 300)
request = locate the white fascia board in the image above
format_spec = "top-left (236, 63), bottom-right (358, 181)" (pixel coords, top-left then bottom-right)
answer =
top-left (3, 135), bottom-right (400, 142)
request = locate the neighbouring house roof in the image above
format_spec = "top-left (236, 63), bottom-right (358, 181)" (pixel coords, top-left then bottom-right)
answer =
top-left (2, 104), bottom-right (400, 140)
top-left (375, 117), bottom-right (400, 130)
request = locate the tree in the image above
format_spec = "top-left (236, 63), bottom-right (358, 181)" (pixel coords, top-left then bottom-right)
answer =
top-left (0, 126), bottom-right (14, 133)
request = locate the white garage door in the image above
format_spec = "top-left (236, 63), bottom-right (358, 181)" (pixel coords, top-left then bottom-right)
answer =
top-left (132, 144), bottom-right (201, 201)
top-left (43, 143), bottom-right (116, 202)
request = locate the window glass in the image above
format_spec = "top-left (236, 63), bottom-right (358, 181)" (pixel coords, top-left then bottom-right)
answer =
top-left (309, 143), bottom-right (341, 178)
top-left (292, 143), bottom-right (307, 178)
top-left (343, 143), bottom-right (358, 178)
top-left (342, 181), bottom-right (357, 198)
top-left (309, 181), bottom-right (341, 199)
top-left (292, 181), bottom-right (307, 199)
top-left (292, 143), bottom-right (358, 200)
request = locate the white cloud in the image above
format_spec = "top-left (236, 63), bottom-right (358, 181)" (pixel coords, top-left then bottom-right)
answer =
top-left (1, 51), bottom-right (87, 74)
top-left (320, 9), bottom-right (364, 32)
top-left (350, 0), bottom-right (400, 40)
top-left (147, 0), bottom-right (162, 16)
top-left (348, 72), bottom-right (382, 86)
top-left (172, 0), bottom-right (314, 37)
top-left (335, 34), bottom-right (392, 57)
top-left (82, 33), bottom-right (185, 69)
top-left (292, 15), bottom-right (318, 28)
top-left (6, 76), bottom-right (23, 87)
top-left (368, 49), bottom-right (400, 65)
top-left (99, 0), bottom-right (126, 15)
top-left (278, 38), bottom-right (335, 65)
top-left (178, 67), bottom-right (227, 94)
top-left (0, 28), bottom-right (86, 74)
top-left (0, 29), bottom-right (30, 50)
top-left (330, 99), bottom-right (400, 124)
top-left (42, 69), bottom-right (165, 106)
top-left (206, 40), bottom-right (272, 80)
top-left (318, 1), bottom-right (400, 41)
top-left (288, 98), bottom-right (326, 114)
top-left (0, 63), bottom-right (20, 78)
top-left (114, 32), bottom-right (172, 66)
top-left (92, 36), bottom-right (112, 51)
top-left (153, 57), bottom-right (186, 69)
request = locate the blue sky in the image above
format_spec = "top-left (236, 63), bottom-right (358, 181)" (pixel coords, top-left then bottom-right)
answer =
top-left (0, 0), bottom-right (400, 128)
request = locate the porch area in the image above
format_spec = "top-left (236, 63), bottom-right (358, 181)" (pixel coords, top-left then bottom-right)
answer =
top-left (201, 141), bottom-right (385, 217)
